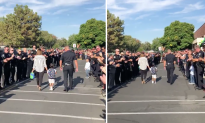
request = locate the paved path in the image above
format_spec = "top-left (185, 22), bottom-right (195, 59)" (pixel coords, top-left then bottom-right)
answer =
top-left (0, 60), bottom-right (105, 123)
top-left (108, 63), bottom-right (205, 123)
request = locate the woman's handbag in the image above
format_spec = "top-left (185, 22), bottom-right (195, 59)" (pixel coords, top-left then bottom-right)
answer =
top-left (30, 72), bottom-right (35, 79)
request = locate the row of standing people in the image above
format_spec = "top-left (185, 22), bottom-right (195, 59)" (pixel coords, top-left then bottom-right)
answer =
top-left (174, 45), bottom-right (205, 92)
top-left (107, 49), bottom-right (161, 91)
top-left (0, 45), bottom-right (63, 90)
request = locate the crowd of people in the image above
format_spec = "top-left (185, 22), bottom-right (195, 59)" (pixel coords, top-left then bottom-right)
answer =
top-left (0, 45), bottom-right (64, 89)
top-left (173, 45), bottom-right (205, 94)
top-left (84, 46), bottom-right (106, 96)
top-left (0, 45), bottom-right (106, 94)
top-left (107, 49), bottom-right (161, 91)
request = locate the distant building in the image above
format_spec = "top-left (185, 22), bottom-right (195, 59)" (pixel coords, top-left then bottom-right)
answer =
top-left (193, 23), bottom-right (205, 47)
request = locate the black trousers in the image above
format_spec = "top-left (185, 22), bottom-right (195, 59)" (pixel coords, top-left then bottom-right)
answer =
top-left (196, 66), bottom-right (203, 89)
top-left (166, 65), bottom-right (175, 84)
top-left (63, 65), bottom-right (74, 90)
top-left (140, 69), bottom-right (147, 81)
top-left (0, 65), bottom-right (2, 87)
top-left (108, 72), bottom-right (115, 89)
top-left (10, 64), bottom-right (16, 82)
top-left (17, 63), bottom-right (23, 81)
top-left (35, 71), bottom-right (44, 87)
top-left (22, 61), bottom-right (27, 79)
top-left (27, 61), bottom-right (33, 78)
top-left (115, 67), bottom-right (121, 85)
top-left (4, 66), bottom-right (10, 86)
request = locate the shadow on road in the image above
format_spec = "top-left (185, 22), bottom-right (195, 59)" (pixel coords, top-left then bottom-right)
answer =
top-left (0, 79), bottom-right (32, 105)
top-left (73, 76), bottom-right (84, 87)
top-left (172, 74), bottom-right (179, 84)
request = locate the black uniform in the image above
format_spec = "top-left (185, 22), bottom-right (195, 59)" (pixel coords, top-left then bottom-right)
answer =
top-left (22, 52), bottom-right (28, 79)
top-left (60, 50), bottom-right (77, 91)
top-left (1, 52), bottom-right (11, 86)
top-left (10, 53), bottom-right (16, 83)
top-left (16, 53), bottom-right (23, 81)
top-left (114, 54), bottom-right (121, 86)
top-left (27, 53), bottom-right (33, 78)
top-left (0, 56), bottom-right (2, 89)
top-left (165, 53), bottom-right (176, 84)
top-left (108, 59), bottom-right (116, 89)
top-left (195, 50), bottom-right (204, 89)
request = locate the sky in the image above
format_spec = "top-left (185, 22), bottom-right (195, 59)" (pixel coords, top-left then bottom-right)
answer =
top-left (108, 0), bottom-right (205, 43)
top-left (0, 0), bottom-right (105, 39)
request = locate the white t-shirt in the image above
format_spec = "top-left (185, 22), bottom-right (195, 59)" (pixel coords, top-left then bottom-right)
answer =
top-left (85, 62), bottom-right (90, 70)
top-left (189, 65), bottom-right (194, 75)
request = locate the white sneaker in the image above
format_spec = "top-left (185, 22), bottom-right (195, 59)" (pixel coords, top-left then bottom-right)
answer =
top-left (49, 87), bottom-right (53, 90)
top-left (152, 81), bottom-right (154, 84)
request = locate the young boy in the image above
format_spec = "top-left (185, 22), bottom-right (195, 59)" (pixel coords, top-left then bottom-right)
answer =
top-left (150, 63), bottom-right (157, 84)
top-left (189, 62), bottom-right (195, 84)
top-left (85, 59), bottom-right (90, 79)
top-left (47, 63), bottom-right (57, 90)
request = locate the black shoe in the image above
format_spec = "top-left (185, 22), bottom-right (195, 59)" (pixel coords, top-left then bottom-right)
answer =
top-left (63, 89), bottom-right (67, 92)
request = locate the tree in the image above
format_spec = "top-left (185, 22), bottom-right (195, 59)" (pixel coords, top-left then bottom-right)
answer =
top-left (151, 38), bottom-right (161, 51)
top-left (68, 34), bottom-right (78, 47)
top-left (107, 10), bottom-right (124, 52)
top-left (137, 47), bottom-right (144, 52)
top-left (38, 31), bottom-right (57, 48)
top-left (57, 38), bottom-right (67, 47)
top-left (141, 42), bottom-right (151, 51)
top-left (76, 18), bottom-right (105, 49)
top-left (160, 21), bottom-right (194, 51)
top-left (123, 35), bottom-right (141, 52)
top-left (0, 5), bottom-right (42, 47)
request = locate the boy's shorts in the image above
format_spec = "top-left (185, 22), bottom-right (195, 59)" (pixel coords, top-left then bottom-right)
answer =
top-left (48, 79), bottom-right (55, 84)
top-left (152, 75), bottom-right (157, 79)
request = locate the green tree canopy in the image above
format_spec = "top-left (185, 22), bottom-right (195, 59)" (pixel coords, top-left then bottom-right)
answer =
top-left (160, 21), bottom-right (194, 51)
top-left (141, 42), bottom-right (151, 51)
top-left (68, 34), bottom-right (78, 47)
top-left (76, 18), bottom-right (105, 49)
top-left (151, 37), bottom-right (161, 51)
top-left (38, 31), bottom-right (57, 48)
top-left (0, 5), bottom-right (42, 47)
top-left (123, 35), bottom-right (141, 52)
top-left (107, 10), bottom-right (124, 52)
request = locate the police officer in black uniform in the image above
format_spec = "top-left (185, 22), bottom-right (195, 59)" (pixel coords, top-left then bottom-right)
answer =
top-left (27, 50), bottom-right (33, 78)
top-left (22, 48), bottom-right (28, 79)
top-left (60, 46), bottom-right (78, 92)
top-left (113, 49), bottom-right (122, 86)
top-left (0, 53), bottom-right (3, 89)
top-left (16, 49), bottom-right (23, 82)
top-left (164, 49), bottom-right (176, 85)
top-left (9, 47), bottom-right (16, 83)
top-left (1, 46), bottom-right (14, 87)
top-left (192, 45), bottom-right (204, 90)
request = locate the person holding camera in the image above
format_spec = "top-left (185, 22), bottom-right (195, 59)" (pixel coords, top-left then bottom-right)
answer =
top-left (60, 46), bottom-right (78, 92)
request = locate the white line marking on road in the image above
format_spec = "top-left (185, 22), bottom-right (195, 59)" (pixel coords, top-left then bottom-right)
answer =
top-left (0, 98), bottom-right (104, 106)
top-left (0, 111), bottom-right (104, 121)
top-left (108, 100), bottom-right (205, 103)
top-left (17, 84), bottom-right (99, 90)
top-left (6, 90), bottom-right (100, 97)
top-left (108, 112), bottom-right (205, 115)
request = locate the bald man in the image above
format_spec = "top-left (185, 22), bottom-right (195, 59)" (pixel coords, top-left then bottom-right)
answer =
top-left (60, 46), bottom-right (78, 92)
top-left (164, 49), bottom-right (176, 85)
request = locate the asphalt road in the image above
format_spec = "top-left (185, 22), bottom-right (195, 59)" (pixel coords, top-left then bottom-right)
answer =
top-left (0, 60), bottom-right (105, 123)
top-left (108, 63), bottom-right (205, 123)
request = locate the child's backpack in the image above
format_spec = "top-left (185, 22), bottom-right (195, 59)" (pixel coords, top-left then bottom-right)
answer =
top-left (48, 68), bottom-right (55, 78)
top-left (151, 67), bottom-right (157, 75)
